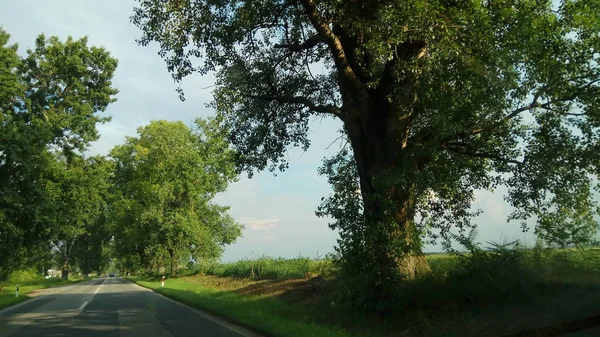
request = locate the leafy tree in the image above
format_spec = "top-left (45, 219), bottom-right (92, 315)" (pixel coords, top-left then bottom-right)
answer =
top-left (0, 28), bottom-right (118, 276)
top-left (71, 212), bottom-right (113, 278)
top-left (134, 0), bottom-right (600, 309)
top-left (110, 119), bottom-right (242, 275)
top-left (132, 1), bottom-right (600, 298)
top-left (69, 158), bottom-right (115, 278)
top-left (537, 207), bottom-right (599, 249)
top-left (51, 155), bottom-right (114, 280)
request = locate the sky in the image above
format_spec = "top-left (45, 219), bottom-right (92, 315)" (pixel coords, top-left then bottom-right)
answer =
top-left (0, 0), bottom-right (544, 262)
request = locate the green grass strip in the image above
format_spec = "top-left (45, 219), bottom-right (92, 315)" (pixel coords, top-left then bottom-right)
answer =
top-left (130, 277), bottom-right (351, 337)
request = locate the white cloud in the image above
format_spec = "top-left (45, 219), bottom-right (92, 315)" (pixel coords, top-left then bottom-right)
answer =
top-left (241, 217), bottom-right (280, 231)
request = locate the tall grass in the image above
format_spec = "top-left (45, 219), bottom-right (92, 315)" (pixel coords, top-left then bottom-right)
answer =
top-left (132, 245), bottom-right (600, 337)
top-left (189, 256), bottom-right (338, 280)
top-left (397, 243), bottom-right (600, 310)
top-left (181, 245), bottom-right (599, 286)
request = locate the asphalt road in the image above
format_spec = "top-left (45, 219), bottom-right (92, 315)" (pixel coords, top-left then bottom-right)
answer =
top-left (0, 277), bottom-right (261, 337)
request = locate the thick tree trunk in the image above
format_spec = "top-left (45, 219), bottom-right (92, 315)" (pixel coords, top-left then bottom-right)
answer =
top-left (360, 183), bottom-right (431, 280)
top-left (61, 243), bottom-right (70, 281)
top-left (344, 78), bottom-right (431, 281)
top-left (168, 249), bottom-right (175, 276)
top-left (61, 264), bottom-right (69, 280)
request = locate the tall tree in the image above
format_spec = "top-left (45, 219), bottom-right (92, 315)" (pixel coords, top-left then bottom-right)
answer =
top-left (110, 119), bottom-right (242, 275)
top-left (132, 0), bottom-right (600, 304)
top-left (0, 28), bottom-right (118, 276)
top-left (51, 155), bottom-right (114, 280)
top-left (71, 212), bottom-right (112, 278)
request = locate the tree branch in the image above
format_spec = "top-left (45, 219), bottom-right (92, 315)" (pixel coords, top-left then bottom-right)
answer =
top-left (325, 134), bottom-right (346, 150)
top-left (470, 94), bottom-right (542, 135)
top-left (445, 142), bottom-right (525, 166)
top-left (274, 34), bottom-right (325, 52)
top-left (300, 0), bottom-right (363, 92)
top-left (471, 79), bottom-right (599, 135)
top-left (247, 94), bottom-right (343, 117)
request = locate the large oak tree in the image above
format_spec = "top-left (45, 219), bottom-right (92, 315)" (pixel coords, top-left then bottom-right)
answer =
top-left (131, 0), bottom-right (600, 300)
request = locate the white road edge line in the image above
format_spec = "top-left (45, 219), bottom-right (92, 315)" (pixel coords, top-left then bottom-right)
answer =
top-left (128, 280), bottom-right (264, 337)
top-left (78, 301), bottom-right (89, 311)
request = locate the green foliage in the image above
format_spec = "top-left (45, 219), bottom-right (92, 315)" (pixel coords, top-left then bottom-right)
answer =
top-left (193, 256), bottom-right (337, 280)
top-left (387, 243), bottom-right (600, 312)
top-left (133, 0), bottom-right (600, 311)
top-left (185, 246), bottom-right (599, 315)
top-left (536, 208), bottom-right (599, 248)
top-left (110, 119), bottom-right (242, 275)
top-left (51, 155), bottom-right (115, 279)
top-left (130, 246), bottom-right (600, 337)
top-left (7, 268), bottom-right (42, 282)
top-left (0, 27), bottom-right (118, 275)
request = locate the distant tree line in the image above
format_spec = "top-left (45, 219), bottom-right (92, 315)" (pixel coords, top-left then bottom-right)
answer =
top-left (0, 28), bottom-right (242, 280)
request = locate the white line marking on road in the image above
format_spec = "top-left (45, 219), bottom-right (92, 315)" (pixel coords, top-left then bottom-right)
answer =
top-left (78, 278), bottom-right (108, 313)
top-left (78, 301), bottom-right (89, 311)
top-left (94, 277), bottom-right (107, 295)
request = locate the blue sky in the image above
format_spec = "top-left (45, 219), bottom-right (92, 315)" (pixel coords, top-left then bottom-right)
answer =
top-left (0, 0), bottom-right (543, 262)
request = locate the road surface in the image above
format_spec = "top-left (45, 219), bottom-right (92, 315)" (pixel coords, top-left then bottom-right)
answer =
top-left (0, 277), bottom-right (261, 337)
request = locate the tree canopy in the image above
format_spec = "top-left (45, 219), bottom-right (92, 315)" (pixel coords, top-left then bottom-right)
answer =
top-left (51, 155), bottom-right (115, 279)
top-left (110, 119), bottom-right (242, 275)
top-left (0, 28), bottom-right (118, 277)
top-left (132, 0), bottom-right (600, 307)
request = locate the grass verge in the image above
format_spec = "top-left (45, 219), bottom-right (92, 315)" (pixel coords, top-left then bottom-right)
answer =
top-left (129, 276), bottom-right (352, 337)
top-left (130, 246), bottom-right (600, 337)
top-left (0, 277), bottom-right (90, 311)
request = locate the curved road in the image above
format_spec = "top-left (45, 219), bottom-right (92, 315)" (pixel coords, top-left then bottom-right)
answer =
top-left (0, 277), bottom-right (261, 337)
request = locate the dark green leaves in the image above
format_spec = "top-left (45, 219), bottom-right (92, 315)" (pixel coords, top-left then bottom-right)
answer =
top-left (134, 0), bottom-right (600, 254)
top-left (110, 119), bottom-right (242, 273)
top-left (0, 28), bottom-right (119, 276)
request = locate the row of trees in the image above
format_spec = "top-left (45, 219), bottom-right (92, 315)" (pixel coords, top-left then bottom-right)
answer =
top-left (109, 119), bottom-right (242, 276)
top-left (0, 28), bottom-right (119, 279)
top-left (0, 28), bottom-right (242, 280)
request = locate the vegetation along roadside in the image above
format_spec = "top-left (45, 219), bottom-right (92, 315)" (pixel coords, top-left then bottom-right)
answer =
top-left (129, 245), bottom-right (600, 337)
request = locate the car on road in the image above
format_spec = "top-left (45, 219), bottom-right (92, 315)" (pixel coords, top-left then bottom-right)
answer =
top-left (109, 272), bottom-right (115, 277)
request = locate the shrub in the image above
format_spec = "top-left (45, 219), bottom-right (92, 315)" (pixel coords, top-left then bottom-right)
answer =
top-left (8, 268), bottom-right (43, 282)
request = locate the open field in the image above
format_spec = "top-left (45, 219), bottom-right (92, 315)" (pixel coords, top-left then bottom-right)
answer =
top-left (130, 246), bottom-right (600, 337)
